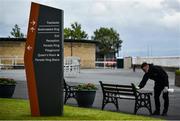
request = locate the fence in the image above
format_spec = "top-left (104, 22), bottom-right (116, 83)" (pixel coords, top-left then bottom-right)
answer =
top-left (95, 58), bottom-right (116, 69)
top-left (0, 56), bottom-right (81, 77)
top-left (64, 56), bottom-right (80, 77)
top-left (0, 56), bottom-right (24, 70)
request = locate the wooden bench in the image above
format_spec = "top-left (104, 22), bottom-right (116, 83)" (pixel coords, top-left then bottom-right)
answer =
top-left (63, 79), bottom-right (77, 104)
top-left (99, 81), bottom-right (152, 115)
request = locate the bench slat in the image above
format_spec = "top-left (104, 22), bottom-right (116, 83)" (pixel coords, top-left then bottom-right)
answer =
top-left (103, 87), bottom-right (133, 92)
top-left (104, 90), bottom-right (134, 96)
top-left (116, 92), bottom-right (134, 96)
top-left (102, 83), bottom-right (132, 88)
top-left (119, 95), bottom-right (135, 100)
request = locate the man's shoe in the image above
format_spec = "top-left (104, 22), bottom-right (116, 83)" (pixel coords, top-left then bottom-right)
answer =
top-left (161, 110), bottom-right (168, 116)
top-left (152, 110), bottom-right (160, 115)
top-left (161, 112), bottom-right (167, 116)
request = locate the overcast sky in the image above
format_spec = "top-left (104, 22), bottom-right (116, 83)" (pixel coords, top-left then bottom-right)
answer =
top-left (0, 0), bottom-right (180, 57)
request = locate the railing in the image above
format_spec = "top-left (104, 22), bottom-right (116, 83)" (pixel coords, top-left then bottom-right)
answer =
top-left (95, 58), bottom-right (116, 69)
top-left (64, 56), bottom-right (80, 77)
top-left (0, 56), bottom-right (81, 77)
top-left (0, 56), bottom-right (24, 70)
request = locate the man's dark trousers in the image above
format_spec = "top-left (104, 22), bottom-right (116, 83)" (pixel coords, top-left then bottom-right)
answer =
top-left (154, 84), bottom-right (169, 113)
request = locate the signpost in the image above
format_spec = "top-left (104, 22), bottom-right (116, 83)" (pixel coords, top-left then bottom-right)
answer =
top-left (24, 2), bottom-right (64, 116)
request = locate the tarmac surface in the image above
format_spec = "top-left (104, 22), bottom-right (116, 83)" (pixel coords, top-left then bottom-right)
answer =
top-left (0, 68), bottom-right (180, 120)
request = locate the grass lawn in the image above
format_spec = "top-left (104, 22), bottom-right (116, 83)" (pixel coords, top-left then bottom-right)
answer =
top-left (0, 98), bottom-right (163, 120)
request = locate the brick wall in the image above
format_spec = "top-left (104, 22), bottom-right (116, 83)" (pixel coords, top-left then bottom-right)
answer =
top-left (64, 42), bottom-right (96, 68)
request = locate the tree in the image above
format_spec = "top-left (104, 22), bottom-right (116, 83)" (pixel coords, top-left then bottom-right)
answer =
top-left (10, 24), bottom-right (24, 38)
top-left (92, 27), bottom-right (122, 59)
top-left (64, 28), bottom-right (72, 39)
top-left (64, 22), bottom-right (88, 40)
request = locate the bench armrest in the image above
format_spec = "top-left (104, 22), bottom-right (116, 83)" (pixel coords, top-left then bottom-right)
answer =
top-left (137, 90), bottom-right (152, 95)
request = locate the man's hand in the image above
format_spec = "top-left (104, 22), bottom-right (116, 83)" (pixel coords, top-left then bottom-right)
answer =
top-left (163, 86), bottom-right (168, 93)
top-left (135, 86), bottom-right (140, 90)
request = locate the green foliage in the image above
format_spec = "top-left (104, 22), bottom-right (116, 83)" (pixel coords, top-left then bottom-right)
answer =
top-left (0, 78), bottom-right (16, 85)
top-left (10, 24), bottom-right (24, 38)
top-left (75, 83), bottom-right (97, 91)
top-left (91, 27), bottom-right (122, 56)
top-left (64, 28), bottom-right (72, 39)
top-left (0, 98), bottom-right (162, 120)
top-left (64, 22), bottom-right (88, 40)
top-left (175, 70), bottom-right (180, 75)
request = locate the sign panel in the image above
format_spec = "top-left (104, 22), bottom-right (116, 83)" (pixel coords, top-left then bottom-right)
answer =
top-left (24, 2), bottom-right (64, 116)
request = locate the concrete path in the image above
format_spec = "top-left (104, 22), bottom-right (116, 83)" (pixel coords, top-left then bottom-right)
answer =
top-left (0, 69), bottom-right (180, 120)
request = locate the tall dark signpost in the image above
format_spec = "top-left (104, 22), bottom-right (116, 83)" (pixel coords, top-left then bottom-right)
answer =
top-left (24, 2), bottom-right (64, 116)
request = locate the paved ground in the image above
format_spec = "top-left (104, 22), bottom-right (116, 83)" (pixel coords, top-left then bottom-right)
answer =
top-left (0, 69), bottom-right (180, 120)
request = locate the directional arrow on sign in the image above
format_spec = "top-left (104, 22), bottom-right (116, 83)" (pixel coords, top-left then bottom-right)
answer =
top-left (30, 27), bottom-right (35, 32)
top-left (30, 20), bottom-right (36, 26)
top-left (27, 45), bottom-right (32, 51)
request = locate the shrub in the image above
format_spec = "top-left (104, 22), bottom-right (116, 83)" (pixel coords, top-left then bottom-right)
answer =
top-left (175, 70), bottom-right (180, 75)
top-left (0, 78), bottom-right (16, 85)
top-left (76, 83), bottom-right (97, 91)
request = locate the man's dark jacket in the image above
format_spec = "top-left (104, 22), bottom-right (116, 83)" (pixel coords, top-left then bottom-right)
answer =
top-left (138, 64), bottom-right (169, 89)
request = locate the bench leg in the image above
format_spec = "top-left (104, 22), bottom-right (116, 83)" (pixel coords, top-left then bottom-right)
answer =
top-left (64, 92), bottom-right (68, 104)
top-left (101, 97), bottom-right (119, 111)
top-left (134, 94), bottom-right (152, 115)
top-left (102, 98), bottom-right (105, 110)
top-left (134, 100), bottom-right (138, 114)
top-left (101, 97), bottom-right (109, 110)
top-left (64, 91), bottom-right (77, 104)
top-left (115, 98), bottom-right (119, 111)
top-left (143, 95), bottom-right (152, 115)
top-left (148, 95), bottom-right (152, 115)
